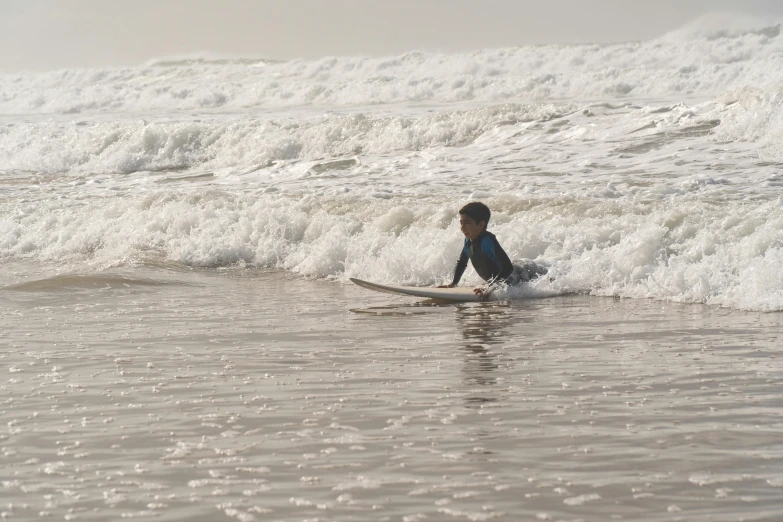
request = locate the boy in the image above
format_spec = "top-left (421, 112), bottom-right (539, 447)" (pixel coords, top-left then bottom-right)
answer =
top-left (439, 202), bottom-right (547, 299)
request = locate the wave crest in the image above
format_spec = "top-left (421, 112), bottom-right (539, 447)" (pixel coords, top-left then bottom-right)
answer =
top-left (661, 12), bottom-right (780, 43)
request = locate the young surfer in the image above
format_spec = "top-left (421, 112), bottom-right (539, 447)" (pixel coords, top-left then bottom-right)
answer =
top-left (439, 202), bottom-right (547, 299)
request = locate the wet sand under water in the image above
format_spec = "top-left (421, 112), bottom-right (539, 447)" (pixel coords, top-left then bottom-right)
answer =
top-left (1, 266), bottom-right (783, 522)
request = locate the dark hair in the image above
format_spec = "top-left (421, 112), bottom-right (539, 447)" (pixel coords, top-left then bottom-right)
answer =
top-left (459, 201), bottom-right (490, 225)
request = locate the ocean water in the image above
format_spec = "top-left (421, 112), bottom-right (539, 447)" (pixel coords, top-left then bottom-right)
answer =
top-left (1, 15), bottom-right (783, 310)
top-left (3, 13), bottom-right (783, 522)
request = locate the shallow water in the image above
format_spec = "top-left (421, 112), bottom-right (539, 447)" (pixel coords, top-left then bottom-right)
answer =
top-left (2, 267), bottom-right (783, 521)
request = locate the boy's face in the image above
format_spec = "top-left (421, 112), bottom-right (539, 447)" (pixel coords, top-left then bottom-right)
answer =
top-left (459, 214), bottom-right (486, 241)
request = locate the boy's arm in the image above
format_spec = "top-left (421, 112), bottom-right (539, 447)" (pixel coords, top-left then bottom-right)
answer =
top-left (445, 249), bottom-right (469, 287)
top-left (452, 250), bottom-right (469, 286)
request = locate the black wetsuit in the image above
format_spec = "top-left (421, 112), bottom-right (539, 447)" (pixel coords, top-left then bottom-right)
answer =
top-left (450, 231), bottom-right (547, 286)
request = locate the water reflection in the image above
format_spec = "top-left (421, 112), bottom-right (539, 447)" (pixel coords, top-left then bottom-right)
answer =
top-left (348, 299), bottom-right (455, 316)
top-left (454, 303), bottom-right (515, 405)
top-left (349, 298), bottom-right (536, 406)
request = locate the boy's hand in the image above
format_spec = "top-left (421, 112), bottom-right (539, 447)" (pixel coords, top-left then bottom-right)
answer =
top-left (473, 287), bottom-right (492, 301)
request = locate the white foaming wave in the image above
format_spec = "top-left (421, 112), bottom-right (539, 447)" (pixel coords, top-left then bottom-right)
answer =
top-left (1, 18), bottom-right (782, 115)
top-left (0, 103), bottom-right (571, 174)
top-left (2, 191), bottom-right (783, 312)
top-left (711, 84), bottom-right (783, 161)
top-left (4, 94), bottom-right (781, 180)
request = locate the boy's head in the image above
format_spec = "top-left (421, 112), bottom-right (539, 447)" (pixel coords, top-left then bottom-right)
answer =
top-left (458, 202), bottom-right (490, 241)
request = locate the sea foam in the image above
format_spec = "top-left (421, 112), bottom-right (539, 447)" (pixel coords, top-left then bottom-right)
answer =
top-left (3, 187), bottom-right (783, 310)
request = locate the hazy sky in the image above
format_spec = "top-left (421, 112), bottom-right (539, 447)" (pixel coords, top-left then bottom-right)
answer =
top-left (1, 0), bottom-right (782, 71)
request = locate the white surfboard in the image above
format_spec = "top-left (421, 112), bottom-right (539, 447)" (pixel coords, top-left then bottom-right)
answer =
top-left (349, 278), bottom-right (496, 302)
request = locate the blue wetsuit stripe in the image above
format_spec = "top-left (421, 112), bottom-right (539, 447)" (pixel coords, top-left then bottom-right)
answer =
top-left (481, 236), bottom-right (501, 270)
